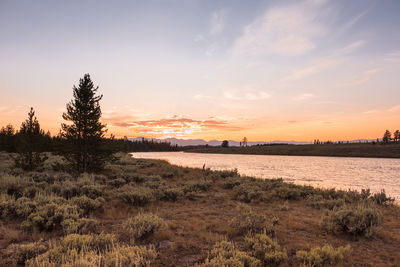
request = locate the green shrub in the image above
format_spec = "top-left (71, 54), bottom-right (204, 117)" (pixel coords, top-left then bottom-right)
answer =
top-left (197, 240), bottom-right (261, 267)
top-left (229, 204), bottom-right (266, 235)
top-left (71, 196), bottom-right (104, 215)
top-left (7, 241), bottom-right (48, 265)
top-left (296, 244), bottom-right (351, 267)
top-left (307, 195), bottom-right (345, 210)
top-left (22, 203), bottom-right (82, 231)
top-left (61, 218), bottom-right (99, 234)
top-left (222, 176), bottom-right (242, 189)
top-left (272, 185), bottom-right (303, 200)
top-left (183, 180), bottom-right (211, 193)
top-left (157, 185), bottom-right (183, 201)
top-left (61, 233), bottom-right (116, 252)
top-left (217, 169), bottom-right (239, 178)
top-left (244, 233), bottom-right (287, 265)
top-left (27, 244), bottom-right (157, 267)
top-left (0, 174), bottom-right (29, 198)
top-left (122, 213), bottom-right (167, 240)
top-left (0, 196), bottom-right (38, 219)
top-left (119, 185), bottom-right (155, 206)
top-left (233, 182), bottom-right (265, 203)
top-left (107, 177), bottom-right (127, 187)
top-left (371, 190), bottom-right (395, 205)
top-left (103, 244), bottom-right (157, 266)
top-left (321, 202), bottom-right (381, 237)
top-left (160, 164), bottom-right (179, 179)
top-left (59, 180), bottom-right (82, 199)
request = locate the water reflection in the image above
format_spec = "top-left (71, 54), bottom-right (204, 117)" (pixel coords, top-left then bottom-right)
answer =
top-left (131, 152), bottom-right (400, 201)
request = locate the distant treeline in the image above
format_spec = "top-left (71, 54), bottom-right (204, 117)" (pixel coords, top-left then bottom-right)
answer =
top-left (0, 124), bottom-right (178, 153)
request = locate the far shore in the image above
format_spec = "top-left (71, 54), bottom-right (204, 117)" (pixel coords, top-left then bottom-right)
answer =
top-left (184, 142), bottom-right (400, 159)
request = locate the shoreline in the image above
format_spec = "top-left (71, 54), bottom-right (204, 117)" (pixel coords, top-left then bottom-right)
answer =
top-left (184, 143), bottom-right (400, 159)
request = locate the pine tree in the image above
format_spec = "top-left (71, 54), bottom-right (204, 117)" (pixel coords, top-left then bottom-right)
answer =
top-left (382, 130), bottom-right (392, 143)
top-left (61, 74), bottom-right (112, 173)
top-left (394, 130), bottom-right (400, 142)
top-left (14, 108), bottom-right (47, 170)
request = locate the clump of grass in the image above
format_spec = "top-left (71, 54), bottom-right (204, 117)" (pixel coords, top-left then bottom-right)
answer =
top-left (122, 213), bottom-right (167, 241)
top-left (197, 240), bottom-right (261, 267)
top-left (229, 204), bottom-right (266, 235)
top-left (296, 244), bottom-right (351, 267)
top-left (244, 233), bottom-right (287, 265)
top-left (321, 202), bottom-right (381, 237)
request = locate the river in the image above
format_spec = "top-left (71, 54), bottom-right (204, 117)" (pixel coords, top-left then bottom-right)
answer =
top-left (131, 151), bottom-right (400, 201)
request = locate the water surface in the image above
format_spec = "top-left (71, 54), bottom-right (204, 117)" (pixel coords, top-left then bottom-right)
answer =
top-left (131, 152), bottom-right (400, 201)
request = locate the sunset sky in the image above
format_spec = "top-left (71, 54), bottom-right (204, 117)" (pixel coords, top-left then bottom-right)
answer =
top-left (1, 0), bottom-right (400, 142)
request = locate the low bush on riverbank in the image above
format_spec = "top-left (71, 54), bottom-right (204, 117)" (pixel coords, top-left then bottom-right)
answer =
top-left (296, 244), bottom-right (351, 267)
top-left (0, 151), bottom-right (398, 266)
top-left (321, 201), bottom-right (382, 237)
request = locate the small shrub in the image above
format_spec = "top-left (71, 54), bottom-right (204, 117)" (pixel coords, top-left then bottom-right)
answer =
top-left (103, 244), bottom-right (157, 266)
top-left (8, 241), bottom-right (48, 265)
top-left (244, 233), bottom-right (287, 265)
top-left (217, 169), bottom-right (239, 178)
top-left (321, 202), bottom-right (381, 237)
top-left (71, 196), bottom-right (104, 215)
top-left (61, 218), bottom-right (99, 234)
top-left (307, 195), bottom-right (345, 210)
top-left (197, 240), bottom-right (261, 267)
top-left (122, 213), bottom-right (167, 240)
top-left (233, 182), bottom-right (265, 203)
top-left (296, 244), bottom-right (351, 267)
top-left (371, 190), bottom-right (395, 205)
top-left (61, 233), bottom-right (116, 252)
top-left (22, 203), bottom-right (82, 231)
top-left (157, 186), bottom-right (183, 201)
top-left (107, 177), bottom-right (127, 187)
top-left (160, 164), bottom-right (178, 179)
top-left (229, 204), bottom-right (266, 235)
top-left (28, 244), bottom-right (157, 267)
top-left (222, 176), bottom-right (242, 189)
top-left (119, 185), bottom-right (155, 206)
top-left (183, 180), bottom-right (211, 193)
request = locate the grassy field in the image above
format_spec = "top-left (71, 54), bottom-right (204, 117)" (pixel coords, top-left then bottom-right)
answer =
top-left (187, 143), bottom-right (400, 158)
top-left (0, 151), bottom-right (399, 266)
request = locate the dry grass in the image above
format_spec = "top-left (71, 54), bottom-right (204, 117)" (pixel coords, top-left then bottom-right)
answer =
top-left (0, 151), bottom-right (399, 266)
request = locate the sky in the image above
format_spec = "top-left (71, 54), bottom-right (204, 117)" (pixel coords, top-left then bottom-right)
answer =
top-left (1, 0), bottom-right (400, 142)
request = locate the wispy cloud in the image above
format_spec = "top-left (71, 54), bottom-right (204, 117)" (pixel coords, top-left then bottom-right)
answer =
top-left (343, 68), bottom-right (381, 87)
top-left (231, 1), bottom-right (326, 57)
top-left (293, 93), bottom-right (316, 101)
top-left (223, 90), bottom-right (271, 101)
top-left (210, 9), bottom-right (226, 35)
top-left (284, 58), bottom-right (342, 81)
top-left (339, 10), bottom-right (368, 34)
top-left (335, 40), bottom-right (366, 55)
top-left (193, 94), bottom-right (211, 100)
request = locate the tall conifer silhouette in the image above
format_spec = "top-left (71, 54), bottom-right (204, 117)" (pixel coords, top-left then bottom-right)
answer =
top-left (61, 74), bottom-right (111, 173)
